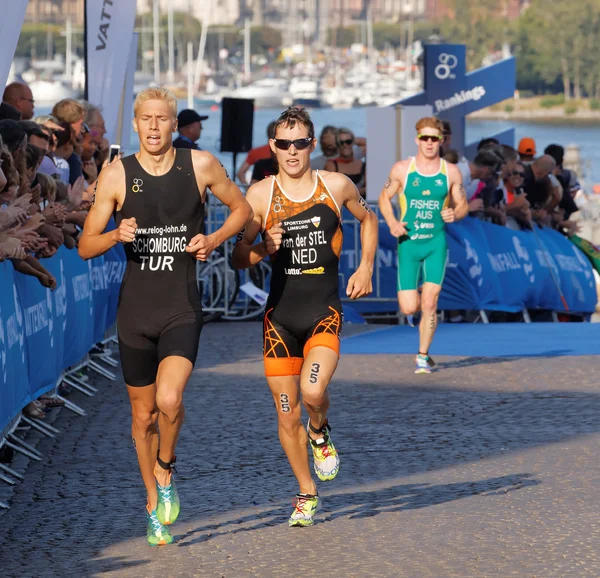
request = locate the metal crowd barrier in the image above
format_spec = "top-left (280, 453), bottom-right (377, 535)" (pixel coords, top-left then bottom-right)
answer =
top-left (0, 325), bottom-right (120, 509)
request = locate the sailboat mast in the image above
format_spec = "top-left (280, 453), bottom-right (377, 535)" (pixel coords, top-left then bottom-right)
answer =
top-left (153, 0), bottom-right (160, 85)
top-left (167, 3), bottom-right (175, 84)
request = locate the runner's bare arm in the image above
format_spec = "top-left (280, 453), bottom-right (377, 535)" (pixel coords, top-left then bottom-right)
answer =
top-left (78, 161), bottom-right (129, 259)
top-left (335, 173), bottom-right (378, 299)
top-left (191, 153), bottom-right (253, 251)
top-left (447, 163), bottom-right (469, 221)
top-left (231, 180), bottom-right (277, 269)
top-left (378, 161), bottom-right (408, 237)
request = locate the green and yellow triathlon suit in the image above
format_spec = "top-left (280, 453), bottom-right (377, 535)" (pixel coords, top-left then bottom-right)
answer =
top-left (397, 157), bottom-right (450, 291)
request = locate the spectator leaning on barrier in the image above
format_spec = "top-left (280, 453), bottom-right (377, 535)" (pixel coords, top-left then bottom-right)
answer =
top-left (466, 150), bottom-right (500, 203)
top-left (312, 125), bottom-right (366, 171)
top-left (83, 103), bottom-right (109, 175)
top-left (544, 144), bottom-right (580, 222)
top-left (33, 115), bottom-right (64, 180)
top-left (79, 124), bottom-right (99, 186)
top-left (20, 120), bottom-right (50, 155)
top-left (52, 99), bottom-right (85, 185)
top-left (522, 155), bottom-right (559, 224)
top-left (505, 160), bottom-right (532, 230)
top-left (324, 127), bottom-right (366, 198)
top-left (52, 121), bottom-right (76, 184)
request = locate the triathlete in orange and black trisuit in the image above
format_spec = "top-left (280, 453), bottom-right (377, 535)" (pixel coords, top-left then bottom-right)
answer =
top-left (115, 149), bottom-right (205, 386)
top-left (263, 171), bottom-right (343, 377)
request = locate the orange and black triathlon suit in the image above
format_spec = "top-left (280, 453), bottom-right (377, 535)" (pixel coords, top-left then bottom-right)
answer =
top-left (263, 171), bottom-right (343, 377)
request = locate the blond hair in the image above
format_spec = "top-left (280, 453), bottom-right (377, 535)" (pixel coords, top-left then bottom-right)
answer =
top-left (52, 99), bottom-right (86, 124)
top-left (415, 117), bottom-right (444, 134)
top-left (37, 172), bottom-right (57, 203)
top-left (133, 87), bottom-right (177, 119)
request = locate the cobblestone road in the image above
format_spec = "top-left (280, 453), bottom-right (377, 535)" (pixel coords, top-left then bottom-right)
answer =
top-left (1, 322), bottom-right (600, 577)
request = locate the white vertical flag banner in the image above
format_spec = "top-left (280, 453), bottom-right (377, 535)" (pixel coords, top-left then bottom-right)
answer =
top-left (86, 0), bottom-right (137, 143)
top-left (0, 1), bottom-right (29, 90)
top-left (118, 33), bottom-right (139, 150)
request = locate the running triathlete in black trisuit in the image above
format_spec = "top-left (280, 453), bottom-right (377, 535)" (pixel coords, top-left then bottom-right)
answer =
top-left (79, 88), bottom-right (251, 546)
top-left (116, 149), bottom-right (204, 386)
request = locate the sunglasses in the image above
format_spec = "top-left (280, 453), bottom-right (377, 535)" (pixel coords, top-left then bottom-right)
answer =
top-left (338, 138), bottom-right (354, 146)
top-left (512, 171), bottom-right (525, 177)
top-left (417, 134), bottom-right (443, 142)
top-left (273, 137), bottom-right (312, 150)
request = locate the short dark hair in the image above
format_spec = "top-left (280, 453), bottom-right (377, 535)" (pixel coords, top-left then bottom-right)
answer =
top-left (20, 120), bottom-right (49, 141)
top-left (443, 148), bottom-right (459, 164)
top-left (267, 121), bottom-right (277, 139)
top-left (477, 137), bottom-right (500, 151)
top-left (441, 120), bottom-right (452, 135)
top-left (320, 125), bottom-right (337, 139)
top-left (544, 144), bottom-right (564, 166)
top-left (273, 107), bottom-right (315, 140)
top-left (473, 150), bottom-right (502, 170)
top-left (501, 144), bottom-right (518, 162)
top-left (54, 121), bottom-right (73, 148)
top-left (0, 119), bottom-right (27, 154)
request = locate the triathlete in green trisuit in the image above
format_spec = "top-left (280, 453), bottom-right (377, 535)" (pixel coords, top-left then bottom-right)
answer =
top-left (379, 117), bottom-right (468, 373)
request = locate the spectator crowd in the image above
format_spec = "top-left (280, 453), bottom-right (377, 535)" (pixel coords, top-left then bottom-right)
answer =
top-left (440, 121), bottom-right (581, 237)
top-left (0, 81), bottom-right (112, 419)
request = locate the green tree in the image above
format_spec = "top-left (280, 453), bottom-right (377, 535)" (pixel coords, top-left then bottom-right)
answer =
top-left (15, 23), bottom-right (81, 60)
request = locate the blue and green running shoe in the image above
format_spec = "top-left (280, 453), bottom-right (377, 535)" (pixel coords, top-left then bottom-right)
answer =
top-left (146, 505), bottom-right (173, 546)
top-left (156, 454), bottom-right (180, 525)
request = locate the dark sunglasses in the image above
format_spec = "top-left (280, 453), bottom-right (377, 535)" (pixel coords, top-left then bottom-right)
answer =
top-left (338, 138), bottom-right (354, 146)
top-left (417, 134), bottom-right (443, 142)
top-left (273, 137), bottom-right (312, 150)
top-left (512, 171), bottom-right (525, 177)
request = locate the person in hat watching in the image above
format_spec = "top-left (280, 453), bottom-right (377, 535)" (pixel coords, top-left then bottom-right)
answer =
top-left (174, 109), bottom-right (208, 150)
top-left (518, 137), bottom-right (536, 164)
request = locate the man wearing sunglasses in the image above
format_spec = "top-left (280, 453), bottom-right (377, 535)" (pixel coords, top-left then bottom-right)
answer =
top-left (232, 107), bottom-right (377, 527)
top-left (379, 117), bottom-right (468, 374)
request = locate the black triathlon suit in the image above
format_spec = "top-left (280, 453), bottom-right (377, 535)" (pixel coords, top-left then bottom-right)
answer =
top-left (115, 149), bottom-right (204, 386)
top-left (263, 171), bottom-right (343, 377)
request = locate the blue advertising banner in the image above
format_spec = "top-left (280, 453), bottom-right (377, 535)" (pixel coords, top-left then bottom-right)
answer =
top-left (397, 44), bottom-right (516, 156)
top-left (0, 245), bottom-right (126, 433)
top-left (103, 244), bottom-right (126, 328)
top-left (62, 248), bottom-right (95, 368)
top-left (444, 217), bottom-right (506, 311)
top-left (339, 216), bottom-right (597, 315)
top-left (0, 262), bottom-right (28, 432)
top-left (90, 254), bottom-right (109, 343)
top-left (13, 270), bottom-right (59, 400)
top-left (43, 249), bottom-right (68, 380)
